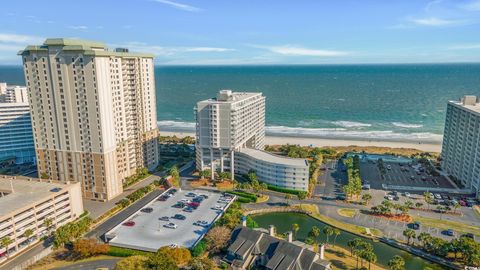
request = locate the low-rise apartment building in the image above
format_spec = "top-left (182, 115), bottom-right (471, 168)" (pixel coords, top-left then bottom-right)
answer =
top-left (0, 176), bottom-right (83, 262)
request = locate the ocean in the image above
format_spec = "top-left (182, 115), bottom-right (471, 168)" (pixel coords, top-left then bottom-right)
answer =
top-left (2, 64), bottom-right (480, 143)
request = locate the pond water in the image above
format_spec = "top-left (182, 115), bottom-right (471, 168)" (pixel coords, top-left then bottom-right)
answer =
top-left (251, 212), bottom-right (444, 270)
top-left (346, 152), bottom-right (413, 164)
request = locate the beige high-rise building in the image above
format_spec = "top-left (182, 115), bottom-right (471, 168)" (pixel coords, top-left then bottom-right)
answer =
top-left (19, 39), bottom-right (159, 201)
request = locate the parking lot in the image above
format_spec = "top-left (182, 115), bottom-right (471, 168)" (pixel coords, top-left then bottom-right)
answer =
top-left (360, 160), bottom-right (455, 190)
top-left (105, 189), bottom-right (233, 251)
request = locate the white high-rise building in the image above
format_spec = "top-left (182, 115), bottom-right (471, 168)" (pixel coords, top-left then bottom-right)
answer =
top-left (441, 95), bottom-right (480, 198)
top-left (19, 39), bottom-right (159, 201)
top-left (0, 83), bottom-right (35, 164)
top-left (0, 83), bottom-right (28, 103)
top-left (195, 90), bottom-right (309, 191)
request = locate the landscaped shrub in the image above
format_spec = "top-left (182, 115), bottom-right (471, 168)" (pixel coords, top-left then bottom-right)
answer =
top-left (266, 184), bottom-right (303, 195)
top-left (226, 191), bottom-right (257, 202)
top-left (190, 239), bottom-right (207, 257)
top-left (107, 246), bottom-right (151, 257)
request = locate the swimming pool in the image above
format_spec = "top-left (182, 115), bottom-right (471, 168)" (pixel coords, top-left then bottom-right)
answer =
top-left (346, 152), bottom-right (412, 164)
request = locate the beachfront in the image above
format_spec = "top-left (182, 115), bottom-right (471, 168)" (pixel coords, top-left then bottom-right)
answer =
top-left (160, 131), bottom-right (442, 152)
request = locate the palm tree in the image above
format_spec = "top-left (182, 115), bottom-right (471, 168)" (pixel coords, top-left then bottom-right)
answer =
top-left (404, 200), bottom-right (414, 209)
top-left (332, 228), bottom-right (341, 247)
top-left (402, 229), bottom-right (416, 245)
top-left (423, 192), bottom-right (433, 210)
top-left (361, 193), bottom-right (372, 205)
top-left (347, 238), bottom-right (363, 257)
top-left (322, 226), bottom-right (334, 245)
top-left (388, 255), bottom-right (405, 270)
top-left (308, 226), bottom-right (321, 246)
top-left (417, 232), bottom-right (432, 249)
top-left (43, 218), bottom-right (54, 234)
top-left (22, 229), bottom-right (34, 243)
top-left (292, 223), bottom-right (300, 240)
top-left (0, 237), bottom-right (13, 257)
top-left (285, 194), bottom-right (293, 206)
top-left (360, 249), bottom-right (377, 270)
top-left (453, 202), bottom-right (460, 214)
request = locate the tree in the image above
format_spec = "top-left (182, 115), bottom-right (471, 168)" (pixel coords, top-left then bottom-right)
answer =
top-left (43, 218), bottom-right (54, 234)
top-left (204, 226), bottom-right (231, 253)
top-left (169, 166), bottom-right (180, 186)
top-left (308, 226), bottom-right (321, 246)
top-left (189, 257), bottom-right (218, 270)
top-left (388, 255), bottom-right (405, 270)
top-left (362, 194), bottom-right (372, 205)
top-left (115, 255), bottom-right (148, 270)
top-left (415, 202), bottom-right (423, 209)
top-left (22, 229), bottom-right (34, 243)
top-left (347, 238), bottom-right (363, 257)
top-left (404, 200), bottom-right (414, 209)
top-left (453, 202), bottom-right (460, 214)
top-left (402, 229), bottom-right (416, 245)
top-left (191, 239), bottom-right (207, 257)
top-left (423, 192), bottom-right (433, 210)
top-left (417, 232), bottom-right (432, 249)
top-left (360, 250), bottom-right (377, 270)
top-left (436, 205), bottom-right (446, 219)
top-left (145, 252), bottom-right (178, 270)
top-left (332, 228), bottom-right (341, 247)
top-left (157, 247), bottom-right (191, 266)
top-left (297, 191), bottom-right (308, 200)
top-left (292, 223), bottom-right (300, 240)
top-left (247, 170), bottom-right (257, 183)
top-left (322, 226), bottom-right (334, 244)
top-left (285, 194), bottom-right (294, 206)
top-left (0, 237), bottom-right (13, 257)
top-left (73, 239), bottom-right (109, 258)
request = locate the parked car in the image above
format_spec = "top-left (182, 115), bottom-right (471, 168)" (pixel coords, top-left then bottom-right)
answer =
top-left (186, 192), bottom-right (197, 197)
top-left (434, 193), bottom-right (442, 200)
top-left (180, 199), bottom-right (192, 203)
top-left (172, 202), bottom-right (185, 208)
top-left (122, 221), bottom-right (135, 227)
top-left (188, 202), bottom-right (201, 208)
top-left (443, 229), bottom-right (455, 236)
top-left (158, 196), bottom-right (168, 201)
top-left (159, 216), bottom-right (170, 221)
top-left (183, 207), bottom-right (194, 213)
top-left (461, 233), bottom-right (475, 240)
top-left (404, 192), bottom-right (411, 198)
top-left (385, 195), bottom-right (394, 201)
top-left (411, 221), bottom-right (421, 230)
top-left (173, 214), bottom-right (186, 220)
top-left (193, 220), bottom-right (209, 227)
top-left (141, 207), bottom-right (153, 213)
top-left (459, 200), bottom-right (467, 207)
top-left (362, 184), bottom-right (371, 190)
top-left (199, 194), bottom-right (209, 199)
top-left (193, 197), bottom-right (204, 203)
top-left (164, 223), bottom-right (178, 229)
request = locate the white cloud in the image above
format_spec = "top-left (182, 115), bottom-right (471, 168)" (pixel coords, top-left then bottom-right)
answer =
top-left (150, 0), bottom-right (202, 12)
top-left (115, 42), bottom-right (234, 56)
top-left (448, 43), bottom-right (480, 50)
top-left (409, 17), bottom-right (461, 26)
top-left (68, 25), bottom-right (88, 31)
top-left (251, 44), bottom-right (349, 57)
top-left (0, 33), bottom-right (43, 44)
top-left (184, 47), bottom-right (235, 52)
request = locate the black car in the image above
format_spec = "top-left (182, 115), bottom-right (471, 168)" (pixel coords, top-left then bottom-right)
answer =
top-left (172, 202), bottom-right (185, 208)
top-left (141, 207), bottom-right (153, 213)
top-left (159, 216), bottom-right (169, 221)
top-left (193, 197), bottom-right (204, 203)
top-left (173, 214), bottom-right (186, 220)
top-left (461, 233), bottom-right (475, 240)
top-left (411, 221), bottom-right (421, 230)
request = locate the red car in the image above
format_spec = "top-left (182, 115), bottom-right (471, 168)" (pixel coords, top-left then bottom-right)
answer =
top-left (122, 221), bottom-right (135, 227)
top-left (459, 200), bottom-right (467, 207)
top-left (188, 202), bottom-right (200, 208)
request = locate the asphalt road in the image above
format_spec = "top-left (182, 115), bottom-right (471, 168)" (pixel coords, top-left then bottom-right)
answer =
top-left (54, 259), bottom-right (120, 270)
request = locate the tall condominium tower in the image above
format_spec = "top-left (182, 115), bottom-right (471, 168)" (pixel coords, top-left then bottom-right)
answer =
top-left (195, 90), bottom-right (266, 177)
top-left (196, 90), bottom-right (309, 191)
top-left (19, 39), bottom-right (159, 201)
top-left (441, 95), bottom-right (480, 198)
top-left (0, 83), bottom-right (35, 164)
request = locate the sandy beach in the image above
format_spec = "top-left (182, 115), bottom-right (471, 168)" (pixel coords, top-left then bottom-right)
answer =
top-left (160, 131), bottom-right (441, 152)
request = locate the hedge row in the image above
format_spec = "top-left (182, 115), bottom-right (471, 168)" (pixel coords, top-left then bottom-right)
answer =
top-left (266, 184), bottom-right (304, 195)
top-left (227, 191), bottom-right (258, 202)
top-left (107, 246), bottom-right (151, 257)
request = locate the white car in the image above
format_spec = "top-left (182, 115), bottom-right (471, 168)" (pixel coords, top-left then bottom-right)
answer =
top-left (385, 195), bottom-right (394, 201)
top-left (180, 199), bottom-right (191, 203)
top-left (434, 193), bottom-right (442, 200)
top-left (164, 223), bottom-right (178, 229)
top-left (404, 192), bottom-right (411, 198)
top-left (212, 205), bottom-right (224, 210)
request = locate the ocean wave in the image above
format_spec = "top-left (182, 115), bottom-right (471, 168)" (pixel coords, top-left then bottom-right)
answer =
top-left (157, 120), bottom-right (442, 143)
top-left (332, 121), bottom-right (372, 128)
top-left (392, 122), bottom-right (424, 128)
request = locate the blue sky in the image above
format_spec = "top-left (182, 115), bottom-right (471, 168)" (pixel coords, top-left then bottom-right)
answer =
top-left (1, 0), bottom-right (480, 65)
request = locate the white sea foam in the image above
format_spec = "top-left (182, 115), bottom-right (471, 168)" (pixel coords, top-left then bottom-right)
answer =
top-left (332, 121), bottom-right (372, 128)
top-left (157, 120), bottom-right (442, 143)
top-left (392, 122), bottom-right (424, 128)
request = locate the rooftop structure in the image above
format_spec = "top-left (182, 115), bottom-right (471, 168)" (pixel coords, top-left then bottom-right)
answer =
top-left (19, 38), bottom-right (159, 201)
top-left (441, 95), bottom-right (480, 197)
top-left (0, 176), bottom-right (83, 263)
top-left (225, 226), bottom-right (331, 270)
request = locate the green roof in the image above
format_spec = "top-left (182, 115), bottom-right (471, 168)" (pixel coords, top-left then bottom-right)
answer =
top-left (18, 38), bottom-right (154, 58)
